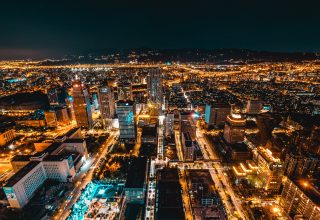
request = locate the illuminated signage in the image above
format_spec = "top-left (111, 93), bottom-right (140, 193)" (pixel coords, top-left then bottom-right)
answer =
top-left (3, 187), bottom-right (16, 200)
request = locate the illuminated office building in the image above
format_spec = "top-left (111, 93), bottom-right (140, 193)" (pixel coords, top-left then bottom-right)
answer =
top-left (223, 108), bottom-right (246, 144)
top-left (72, 80), bottom-right (93, 128)
top-left (147, 68), bottom-right (163, 104)
top-left (205, 103), bottom-right (230, 128)
top-left (253, 147), bottom-right (283, 193)
top-left (116, 100), bottom-right (135, 140)
top-left (47, 87), bottom-right (59, 106)
top-left (280, 178), bottom-right (320, 219)
top-left (44, 110), bottom-right (57, 128)
top-left (165, 113), bottom-right (174, 138)
top-left (98, 86), bottom-right (115, 127)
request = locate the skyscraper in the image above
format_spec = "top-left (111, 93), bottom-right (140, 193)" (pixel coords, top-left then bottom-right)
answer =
top-left (165, 113), bottom-right (174, 138)
top-left (47, 87), bottom-right (59, 106)
top-left (44, 110), bottom-right (57, 128)
top-left (205, 103), bottom-right (231, 129)
top-left (47, 87), bottom-right (68, 107)
top-left (280, 178), bottom-right (320, 219)
top-left (72, 80), bottom-right (93, 128)
top-left (98, 86), bottom-right (115, 127)
top-left (116, 100), bottom-right (135, 141)
top-left (147, 68), bottom-right (163, 104)
top-left (223, 107), bottom-right (246, 144)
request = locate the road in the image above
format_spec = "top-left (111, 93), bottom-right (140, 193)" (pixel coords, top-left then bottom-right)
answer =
top-left (196, 128), bottom-right (247, 220)
top-left (53, 130), bottom-right (118, 220)
top-left (174, 131), bottom-right (184, 161)
top-left (179, 169), bottom-right (194, 220)
top-left (174, 129), bottom-right (193, 220)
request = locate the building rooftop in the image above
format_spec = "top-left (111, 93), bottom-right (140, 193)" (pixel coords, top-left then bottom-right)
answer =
top-left (157, 168), bottom-right (184, 220)
top-left (38, 142), bottom-right (63, 155)
top-left (257, 147), bottom-right (280, 163)
top-left (63, 138), bottom-right (84, 143)
top-left (11, 155), bottom-right (32, 162)
top-left (43, 154), bottom-right (70, 161)
top-left (5, 161), bottom-right (41, 187)
top-left (141, 125), bottom-right (157, 138)
top-left (64, 127), bottom-right (80, 138)
top-left (230, 142), bottom-right (250, 152)
top-left (125, 157), bottom-right (148, 188)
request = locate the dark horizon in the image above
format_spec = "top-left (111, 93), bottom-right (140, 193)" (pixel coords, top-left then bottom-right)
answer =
top-left (1, 0), bottom-right (320, 60)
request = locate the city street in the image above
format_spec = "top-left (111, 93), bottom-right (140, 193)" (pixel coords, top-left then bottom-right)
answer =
top-left (53, 130), bottom-right (118, 220)
top-left (196, 127), bottom-right (247, 220)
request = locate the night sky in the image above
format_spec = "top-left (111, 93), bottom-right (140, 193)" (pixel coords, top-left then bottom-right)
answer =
top-left (1, 0), bottom-right (320, 59)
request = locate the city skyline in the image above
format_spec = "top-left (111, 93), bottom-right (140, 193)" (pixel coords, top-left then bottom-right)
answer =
top-left (1, 1), bottom-right (320, 220)
top-left (1, 0), bottom-right (320, 59)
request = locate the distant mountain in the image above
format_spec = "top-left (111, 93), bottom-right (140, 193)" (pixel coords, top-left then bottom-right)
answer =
top-left (38, 48), bottom-right (320, 65)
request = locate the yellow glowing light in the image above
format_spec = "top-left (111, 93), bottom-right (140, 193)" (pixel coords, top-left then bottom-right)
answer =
top-left (272, 207), bottom-right (280, 213)
top-left (240, 163), bottom-right (252, 173)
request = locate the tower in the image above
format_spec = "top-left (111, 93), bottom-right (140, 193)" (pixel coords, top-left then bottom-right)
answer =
top-left (147, 68), bottom-right (163, 105)
top-left (72, 80), bottom-right (93, 128)
top-left (116, 100), bottom-right (135, 141)
top-left (223, 107), bottom-right (246, 144)
top-left (98, 86), bottom-right (115, 128)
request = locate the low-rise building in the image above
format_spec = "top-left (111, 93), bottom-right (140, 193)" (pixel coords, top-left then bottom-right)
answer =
top-left (124, 157), bottom-right (148, 204)
top-left (0, 129), bottom-right (16, 147)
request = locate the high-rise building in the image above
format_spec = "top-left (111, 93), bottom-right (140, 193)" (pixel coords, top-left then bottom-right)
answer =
top-left (116, 100), bottom-right (135, 140)
top-left (47, 87), bottom-right (59, 106)
top-left (55, 107), bottom-right (70, 125)
top-left (179, 111), bottom-right (196, 140)
top-left (47, 87), bottom-right (68, 106)
top-left (117, 83), bottom-right (132, 101)
top-left (44, 110), bottom-right (57, 128)
top-left (165, 113), bottom-right (174, 138)
top-left (98, 86), bottom-right (115, 127)
top-left (284, 152), bottom-right (320, 178)
top-left (256, 113), bottom-right (281, 146)
top-left (147, 68), bottom-right (163, 104)
top-left (72, 80), bottom-right (93, 128)
top-left (253, 147), bottom-right (283, 193)
top-left (205, 103), bottom-right (230, 128)
top-left (308, 126), bottom-right (320, 156)
top-left (223, 108), bottom-right (246, 144)
top-left (280, 177), bottom-right (320, 219)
